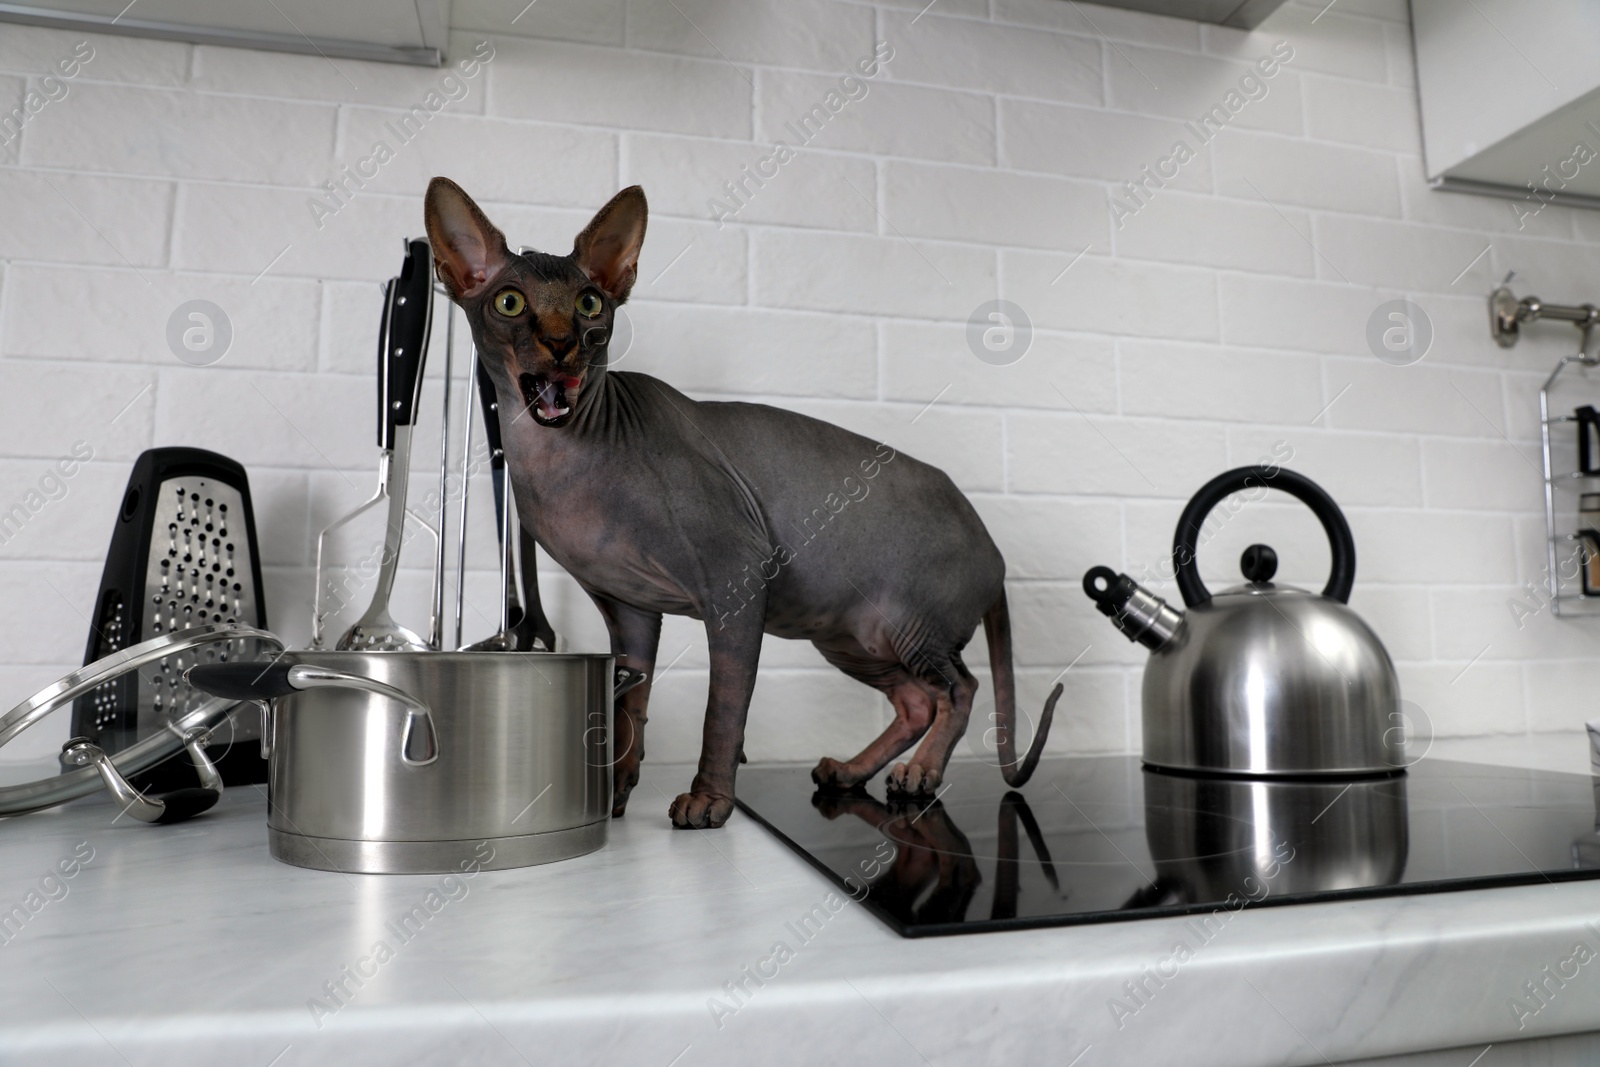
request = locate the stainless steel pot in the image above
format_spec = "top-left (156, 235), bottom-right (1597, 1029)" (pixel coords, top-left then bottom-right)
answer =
top-left (1084, 466), bottom-right (1404, 778)
top-left (189, 651), bottom-right (643, 874)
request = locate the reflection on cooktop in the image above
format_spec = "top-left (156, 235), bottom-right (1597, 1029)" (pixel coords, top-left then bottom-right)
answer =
top-left (734, 756), bottom-right (1600, 937)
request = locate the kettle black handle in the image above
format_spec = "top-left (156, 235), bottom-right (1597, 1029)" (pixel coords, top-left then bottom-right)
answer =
top-left (1172, 466), bottom-right (1355, 607)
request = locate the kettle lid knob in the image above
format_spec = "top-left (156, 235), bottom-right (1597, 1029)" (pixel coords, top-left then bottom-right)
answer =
top-left (1240, 544), bottom-right (1278, 584)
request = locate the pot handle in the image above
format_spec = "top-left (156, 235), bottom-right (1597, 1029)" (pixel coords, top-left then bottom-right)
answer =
top-left (614, 666), bottom-right (648, 699)
top-left (186, 662), bottom-right (440, 767)
top-left (184, 660), bottom-right (298, 701)
top-left (1171, 465), bottom-right (1356, 607)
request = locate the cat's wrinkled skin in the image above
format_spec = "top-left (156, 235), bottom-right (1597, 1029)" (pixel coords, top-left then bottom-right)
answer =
top-left (424, 177), bottom-right (1062, 829)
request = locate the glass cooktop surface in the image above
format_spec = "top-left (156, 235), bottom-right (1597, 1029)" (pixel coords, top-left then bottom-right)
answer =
top-left (735, 756), bottom-right (1600, 937)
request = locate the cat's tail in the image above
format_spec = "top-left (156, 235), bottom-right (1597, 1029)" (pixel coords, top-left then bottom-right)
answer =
top-left (984, 590), bottom-right (1061, 787)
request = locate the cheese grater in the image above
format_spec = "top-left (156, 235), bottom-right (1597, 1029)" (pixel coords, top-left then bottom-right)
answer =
top-left (69, 447), bottom-right (270, 790)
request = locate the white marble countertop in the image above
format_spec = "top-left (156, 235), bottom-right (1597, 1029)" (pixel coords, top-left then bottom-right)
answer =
top-left (1431, 729), bottom-right (1593, 776)
top-left (2, 754), bottom-right (1600, 1067)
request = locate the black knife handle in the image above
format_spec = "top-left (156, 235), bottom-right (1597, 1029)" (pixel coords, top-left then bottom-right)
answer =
top-left (379, 238), bottom-right (434, 448)
top-left (375, 277), bottom-right (398, 448)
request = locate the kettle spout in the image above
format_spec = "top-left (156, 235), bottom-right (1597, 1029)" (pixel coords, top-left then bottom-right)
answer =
top-left (1083, 567), bottom-right (1183, 652)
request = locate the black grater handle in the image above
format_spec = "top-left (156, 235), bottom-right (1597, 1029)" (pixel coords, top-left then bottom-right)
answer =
top-left (379, 238), bottom-right (434, 448)
top-left (186, 661), bottom-right (296, 702)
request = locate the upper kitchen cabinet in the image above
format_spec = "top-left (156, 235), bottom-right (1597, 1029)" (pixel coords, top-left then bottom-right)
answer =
top-left (1073, 0), bottom-right (1287, 29)
top-left (0, 0), bottom-right (451, 66)
top-left (1414, 0), bottom-right (1600, 209)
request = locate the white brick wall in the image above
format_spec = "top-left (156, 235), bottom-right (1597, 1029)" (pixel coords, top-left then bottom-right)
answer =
top-left (2, 0), bottom-right (1598, 771)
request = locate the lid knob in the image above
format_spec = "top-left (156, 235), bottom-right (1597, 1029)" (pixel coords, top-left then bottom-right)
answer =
top-left (1240, 543), bottom-right (1278, 584)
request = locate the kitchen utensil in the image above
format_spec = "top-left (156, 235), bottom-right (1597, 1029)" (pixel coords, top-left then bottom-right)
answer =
top-left (1083, 465), bottom-right (1403, 778)
top-left (188, 652), bottom-right (646, 874)
top-left (315, 238), bottom-right (434, 651)
top-left (462, 357), bottom-right (522, 652)
top-left (69, 447), bottom-right (269, 791)
top-left (473, 463), bottom-right (522, 651)
top-left (1581, 530), bottom-right (1600, 598)
top-left (515, 524), bottom-right (559, 652)
top-left (0, 623), bottom-right (282, 820)
top-left (337, 242), bottom-right (433, 652)
top-left (1580, 494), bottom-right (1600, 596)
top-left (451, 345), bottom-right (476, 650)
top-left (1578, 405), bottom-right (1600, 474)
top-left (507, 249), bottom-right (561, 653)
top-left (430, 285), bottom-right (456, 650)
top-left (462, 358), bottom-right (559, 652)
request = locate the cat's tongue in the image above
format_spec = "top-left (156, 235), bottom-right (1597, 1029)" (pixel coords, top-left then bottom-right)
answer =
top-left (523, 372), bottom-right (582, 423)
top-left (535, 377), bottom-right (566, 421)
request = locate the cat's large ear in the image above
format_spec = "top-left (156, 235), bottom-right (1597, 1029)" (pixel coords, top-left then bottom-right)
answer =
top-left (573, 186), bottom-right (647, 303)
top-left (424, 177), bottom-right (511, 302)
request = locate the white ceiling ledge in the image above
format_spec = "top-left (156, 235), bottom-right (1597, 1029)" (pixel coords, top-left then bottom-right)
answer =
top-left (0, 0), bottom-right (450, 67)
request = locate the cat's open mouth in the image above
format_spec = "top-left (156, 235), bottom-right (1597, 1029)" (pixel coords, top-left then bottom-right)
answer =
top-left (520, 372), bottom-right (583, 427)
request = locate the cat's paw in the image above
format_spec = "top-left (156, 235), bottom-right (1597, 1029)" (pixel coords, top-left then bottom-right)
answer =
top-left (611, 756), bottom-right (641, 817)
top-left (885, 762), bottom-right (942, 797)
top-left (811, 756), bottom-right (864, 792)
top-left (669, 790), bottom-right (734, 829)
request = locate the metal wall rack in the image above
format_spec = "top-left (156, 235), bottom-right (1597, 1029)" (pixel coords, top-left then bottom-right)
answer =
top-left (1491, 283), bottom-right (1600, 616)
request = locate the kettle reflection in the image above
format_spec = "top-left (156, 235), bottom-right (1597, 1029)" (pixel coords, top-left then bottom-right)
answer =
top-left (1138, 771), bottom-right (1409, 906)
top-left (811, 769), bottom-right (1410, 925)
top-left (1572, 778), bottom-right (1600, 868)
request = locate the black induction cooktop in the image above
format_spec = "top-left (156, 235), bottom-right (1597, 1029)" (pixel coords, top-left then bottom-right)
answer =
top-left (735, 756), bottom-right (1600, 937)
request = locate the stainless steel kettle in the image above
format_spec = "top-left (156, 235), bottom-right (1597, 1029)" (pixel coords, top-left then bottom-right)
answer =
top-left (1083, 466), bottom-right (1403, 778)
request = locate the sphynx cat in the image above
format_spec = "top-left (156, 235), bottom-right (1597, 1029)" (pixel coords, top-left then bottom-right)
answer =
top-left (424, 178), bottom-right (1061, 829)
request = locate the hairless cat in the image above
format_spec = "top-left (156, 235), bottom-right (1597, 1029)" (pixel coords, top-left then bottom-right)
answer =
top-left (424, 178), bottom-right (1061, 829)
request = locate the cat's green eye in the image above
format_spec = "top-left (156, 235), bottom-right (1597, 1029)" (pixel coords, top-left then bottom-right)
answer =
top-left (575, 291), bottom-right (603, 318)
top-left (492, 289), bottom-right (526, 317)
